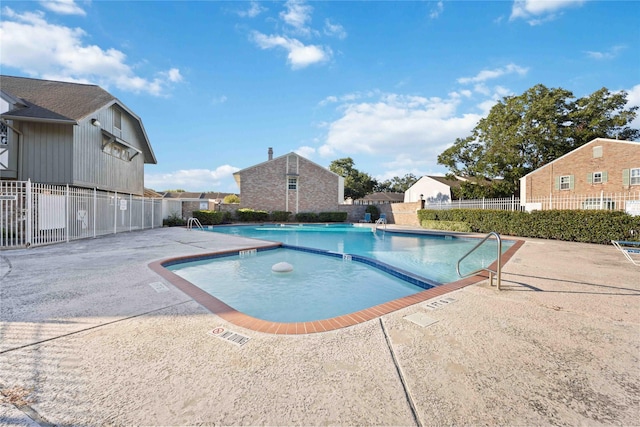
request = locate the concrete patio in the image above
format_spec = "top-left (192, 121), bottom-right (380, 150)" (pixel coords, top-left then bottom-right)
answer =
top-left (1, 226), bottom-right (638, 426)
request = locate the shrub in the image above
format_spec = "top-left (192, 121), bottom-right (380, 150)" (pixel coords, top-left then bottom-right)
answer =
top-left (318, 212), bottom-right (348, 222)
top-left (295, 212), bottom-right (319, 222)
top-left (270, 211), bottom-right (292, 222)
top-left (163, 212), bottom-right (186, 227)
top-left (421, 220), bottom-right (472, 232)
top-left (417, 208), bottom-right (640, 244)
top-left (365, 205), bottom-right (380, 222)
top-left (192, 210), bottom-right (225, 225)
top-left (236, 208), bottom-right (269, 222)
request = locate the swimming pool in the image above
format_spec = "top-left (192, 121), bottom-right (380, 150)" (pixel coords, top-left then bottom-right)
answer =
top-left (207, 224), bottom-right (513, 284)
top-left (166, 246), bottom-right (428, 323)
top-left (150, 224), bottom-right (523, 333)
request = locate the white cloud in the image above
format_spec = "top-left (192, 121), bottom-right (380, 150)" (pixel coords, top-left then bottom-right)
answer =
top-left (0, 7), bottom-right (182, 96)
top-left (280, 0), bottom-right (313, 35)
top-left (458, 63), bottom-right (529, 84)
top-left (626, 84), bottom-right (640, 130)
top-left (145, 166), bottom-right (241, 192)
top-left (317, 93), bottom-right (482, 165)
top-left (585, 45), bottom-right (626, 60)
top-left (430, 1), bottom-right (444, 19)
top-left (251, 32), bottom-right (331, 69)
top-left (294, 145), bottom-right (316, 159)
top-left (510, 0), bottom-right (585, 25)
top-left (39, 0), bottom-right (85, 16)
top-left (238, 1), bottom-right (266, 18)
top-left (324, 19), bottom-right (347, 39)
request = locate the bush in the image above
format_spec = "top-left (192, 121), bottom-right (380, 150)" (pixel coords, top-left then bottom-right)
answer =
top-left (163, 212), bottom-right (186, 227)
top-left (421, 220), bottom-right (472, 232)
top-left (270, 211), bottom-right (292, 222)
top-left (417, 208), bottom-right (640, 244)
top-left (365, 205), bottom-right (380, 222)
top-left (192, 210), bottom-right (225, 225)
top-left (236, 208), bottom-right (269, 222)
top-left (295, 212), bottom-right (319, 222)
top-left (318, 212), bottom-right (348, 222)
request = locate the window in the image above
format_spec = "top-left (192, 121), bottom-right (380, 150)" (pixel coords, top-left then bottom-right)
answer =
top-left (0, 121), bottom-right (7, 145)
top-left (583, 198), bottom-right (615, 210)
top-left (632, 168), bottom-right (640, 186)
top-left (288, 177), bottom-right (297, 190)
top-left (593, 172), bottom-right (602, 184)
top-left (560, 175), bottom-right (571, 190)
top-left (592, 146), bottom-right (603, 158)
top-left (114, 109), bottom-right (122, 130)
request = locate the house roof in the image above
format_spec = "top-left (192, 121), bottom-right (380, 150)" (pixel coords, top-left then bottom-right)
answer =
top-left (233, 151), bottom-right (341, 186)
top-left (359, 192), bottom-right (404, 202)
top-left (426, 175), bottom-right (464, 189)
top-left (520, 138), bottom-right (640, 179)
top-left (143, 188), bottom-right (164, 198)
top-left (0, 75), bottom-right (115, 122)
top-left (0, 75), bottom-right (157, 164)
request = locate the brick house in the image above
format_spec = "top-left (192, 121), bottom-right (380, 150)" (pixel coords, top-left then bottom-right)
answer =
top-left (233, 148), bottom-right (344, 213)
top-left (520, 138), bottom-right (640, 209)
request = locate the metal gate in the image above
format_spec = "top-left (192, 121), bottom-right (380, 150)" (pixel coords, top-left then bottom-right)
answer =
top-left (0, 180), bottom-right (163, 249)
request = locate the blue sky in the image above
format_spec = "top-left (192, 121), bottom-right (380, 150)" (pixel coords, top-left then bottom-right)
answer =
top-left (1, 0), bottom-right (639, 192)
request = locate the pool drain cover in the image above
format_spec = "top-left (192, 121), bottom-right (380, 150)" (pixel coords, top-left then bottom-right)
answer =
top-left (404, 312), bottom-right (438, 327)
top-left (424, 297), bottom-right (456, 310)
top-left (208, 326), bottom-right (250, 347)
top-left (148, 282), bottom-right (169, 293)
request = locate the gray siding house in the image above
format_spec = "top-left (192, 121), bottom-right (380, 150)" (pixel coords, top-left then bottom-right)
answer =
top-left (0, 75), bottom-right (156, 195)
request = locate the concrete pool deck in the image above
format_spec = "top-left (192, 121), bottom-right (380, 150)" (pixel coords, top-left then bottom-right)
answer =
top-left (0, 226), bottom-right (638, 425)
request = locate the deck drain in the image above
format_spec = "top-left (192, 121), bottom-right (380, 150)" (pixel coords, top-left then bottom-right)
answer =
top-left (208, 327), bottom-right (250, 347)
top-left (148, 282), bottom-right (169, 292)
top-left (404, 312), bottom-right (438, 327)
top-left (423, 297), bottom-right (456, 310)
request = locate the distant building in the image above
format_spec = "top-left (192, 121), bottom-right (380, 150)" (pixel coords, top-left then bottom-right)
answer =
top-left (233, 148), bottom-right (344, 213)
top-left (353, 192), bottom-right (404, 205)
top-left (159, 191), bottom-right (237, 218)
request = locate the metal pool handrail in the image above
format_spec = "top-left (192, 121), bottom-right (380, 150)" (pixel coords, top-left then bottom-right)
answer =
top-left (187, 217), bottom-right (204, 230)
top-left (456, 231), bottom-right (502, 290)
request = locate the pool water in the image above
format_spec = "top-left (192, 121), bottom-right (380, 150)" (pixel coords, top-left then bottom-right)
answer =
top-left (167, 247), bottom-right (424, 323)
top-left (208, 224), bottom-right (509, 284)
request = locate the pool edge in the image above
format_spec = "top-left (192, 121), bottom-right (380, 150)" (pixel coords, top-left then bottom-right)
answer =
top-left (148, 238), bottom-right (525, 335)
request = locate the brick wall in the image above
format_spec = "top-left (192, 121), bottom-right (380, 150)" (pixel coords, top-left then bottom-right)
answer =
top-left (238, 154), bottom-right (341, 213)
top-left (524, 139), bottom-right (640, 199)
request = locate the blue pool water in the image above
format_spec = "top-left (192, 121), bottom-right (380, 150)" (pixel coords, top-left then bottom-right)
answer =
top-left (167, 247), bottom-right (425, 322)
top-left (208, 224), bottom-right (510, 284)
top-left (166, 224), bottom-right (512, 323)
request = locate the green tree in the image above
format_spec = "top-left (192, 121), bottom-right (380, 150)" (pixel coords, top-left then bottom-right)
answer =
top-left (329, 157), bottom-right (377, 200)
top-left (223, 194), bottom-right (240, 204)
top-left (376, 173), bottom-right (418, 193)
top-left (437, 84), bottom-right (639, 195)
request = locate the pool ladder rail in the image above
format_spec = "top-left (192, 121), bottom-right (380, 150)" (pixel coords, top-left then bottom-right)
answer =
top-left (186, 217), bottom-right (204, 230)
top-left (456, 231), bottom-right (502, 290)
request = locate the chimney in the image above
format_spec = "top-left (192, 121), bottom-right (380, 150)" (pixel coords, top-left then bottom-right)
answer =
top-left (268, 147), bottom-right (273, 160)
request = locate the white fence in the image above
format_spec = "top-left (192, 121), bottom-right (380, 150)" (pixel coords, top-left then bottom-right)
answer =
top-left (1, 180), bottom-right (163, 249)
top-left (424, 196), bottom-right (522, 211)
top-left (422, 191), bottom-right (640, 214)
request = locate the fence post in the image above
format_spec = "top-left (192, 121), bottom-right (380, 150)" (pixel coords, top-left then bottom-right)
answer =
top-left (142, 195), bottom-right (145, 229)
top-left (66, 184), bottom-right (70, 243)
top-left (114, 191), bottom-right (117, 234)
top-left (93, 188), bottom-right (97, 239)
top-left (26, 179), bottom-right (32, 247)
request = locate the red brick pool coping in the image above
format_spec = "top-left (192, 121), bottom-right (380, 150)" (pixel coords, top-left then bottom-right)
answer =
top-left (149, 238), bottom-right (525, 335)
